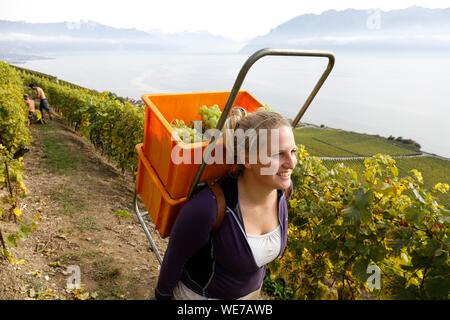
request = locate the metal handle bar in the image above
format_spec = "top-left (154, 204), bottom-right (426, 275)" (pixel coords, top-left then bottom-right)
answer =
top-left (187, 48), bottom-right (335, 199)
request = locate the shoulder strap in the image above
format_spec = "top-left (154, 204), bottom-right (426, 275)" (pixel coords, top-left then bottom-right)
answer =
top-left (209, 181), bottom-right (226, 232)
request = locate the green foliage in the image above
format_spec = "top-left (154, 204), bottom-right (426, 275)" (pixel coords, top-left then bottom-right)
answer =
top-left (5, 221), bottom-right (38, 247)
top-left (263, 269), bottom-right (294, 299)
top-left (268, 146), bottom-right (449, 300)
top-left (0, 62), bottom-right (31, 261)
top-left (0, 61), bottom-right (31, 153)
top-left (322, 157), bottom-right (450, 208)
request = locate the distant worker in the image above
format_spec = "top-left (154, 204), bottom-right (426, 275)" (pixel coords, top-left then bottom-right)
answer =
top-left (28, 83), bottom-right (53, 120)
top-left (23, 94), bottom-right (44, 124)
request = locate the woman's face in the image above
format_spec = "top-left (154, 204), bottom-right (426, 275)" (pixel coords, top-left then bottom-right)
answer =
top-left (244, 125), bottom-right (297, 190)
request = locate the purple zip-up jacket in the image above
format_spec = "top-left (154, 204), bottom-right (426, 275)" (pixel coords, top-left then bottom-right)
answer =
top-left (155, 175), bottom-right (289, 300)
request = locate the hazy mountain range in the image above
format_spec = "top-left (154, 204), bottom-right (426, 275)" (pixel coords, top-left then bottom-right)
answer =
top-left (242, 6), bottom-right (450, 52)
top-left (0, 19), bottom-right (241, 60)
top-left (1, 6), bottom-right (450, 62)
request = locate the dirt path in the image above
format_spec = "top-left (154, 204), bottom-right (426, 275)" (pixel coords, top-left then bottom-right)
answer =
top-left (0, 119), bottom-right (166, 299)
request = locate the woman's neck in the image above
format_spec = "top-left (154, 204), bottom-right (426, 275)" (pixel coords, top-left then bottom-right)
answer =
top-left (238, 170), bottom-right (277, 206)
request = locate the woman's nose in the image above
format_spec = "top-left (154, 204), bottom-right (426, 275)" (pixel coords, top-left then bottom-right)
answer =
top-left (283, 153), bottom-right (297, 169)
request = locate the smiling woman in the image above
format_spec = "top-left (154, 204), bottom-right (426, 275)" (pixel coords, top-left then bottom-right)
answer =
top-left (155, 109), bottom-right (297, 300)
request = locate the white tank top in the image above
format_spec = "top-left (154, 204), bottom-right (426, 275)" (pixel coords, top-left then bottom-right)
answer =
top-left (246, 224), bottom-right (282, 268)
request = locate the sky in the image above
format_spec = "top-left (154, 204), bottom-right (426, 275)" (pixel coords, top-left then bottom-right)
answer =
top-left (1, 0), bottom-right (450, 40)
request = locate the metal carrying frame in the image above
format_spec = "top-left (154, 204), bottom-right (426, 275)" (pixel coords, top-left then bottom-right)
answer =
top-left (133, 48), bottom-right (335, 265)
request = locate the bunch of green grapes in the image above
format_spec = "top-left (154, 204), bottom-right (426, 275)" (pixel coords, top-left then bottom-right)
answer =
top-left (170, 104), bottom-right (223, 143)
top-left (171, 119), bottom-right (201, 143)
top-left (199, 104), bottom-right (222, 131)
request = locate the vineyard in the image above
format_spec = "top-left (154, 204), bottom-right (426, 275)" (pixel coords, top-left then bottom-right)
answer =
top-left (18, 71), bottom-right (144, 172)
top-left (0, 61), bottom-right (449, 299)
top-left (0, 62), bottom-right (32, 264)
top-left (294, 127), bottom-right (422, 157)
top-left (265, 149), bottom-right (449, 299)
top-left (320, 158), bottom-right (450, 208)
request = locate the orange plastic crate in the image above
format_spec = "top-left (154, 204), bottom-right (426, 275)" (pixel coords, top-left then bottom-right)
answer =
top-left (135, 144), bottom-right (186, 238)
top-left (141, 91), bottom-right (263, 199)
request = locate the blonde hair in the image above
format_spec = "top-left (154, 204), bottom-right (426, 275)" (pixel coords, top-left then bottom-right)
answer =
top-left (222, 107), bottom-right (291, 175)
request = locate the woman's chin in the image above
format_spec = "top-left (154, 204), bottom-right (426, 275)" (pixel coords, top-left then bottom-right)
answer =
top-left (275, 175), bottom-right (291, 189)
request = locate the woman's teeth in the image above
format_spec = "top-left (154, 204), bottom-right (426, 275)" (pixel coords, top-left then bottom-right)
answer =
top-left (277, 172), bottom-right (290, 177)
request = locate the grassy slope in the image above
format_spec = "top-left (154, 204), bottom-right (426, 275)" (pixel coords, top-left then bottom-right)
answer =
top-left (294, 127), bottom-right (420, 157)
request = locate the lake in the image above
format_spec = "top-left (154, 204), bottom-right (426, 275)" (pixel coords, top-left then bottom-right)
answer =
top-left (18, 50), bottom-right (450, 158)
